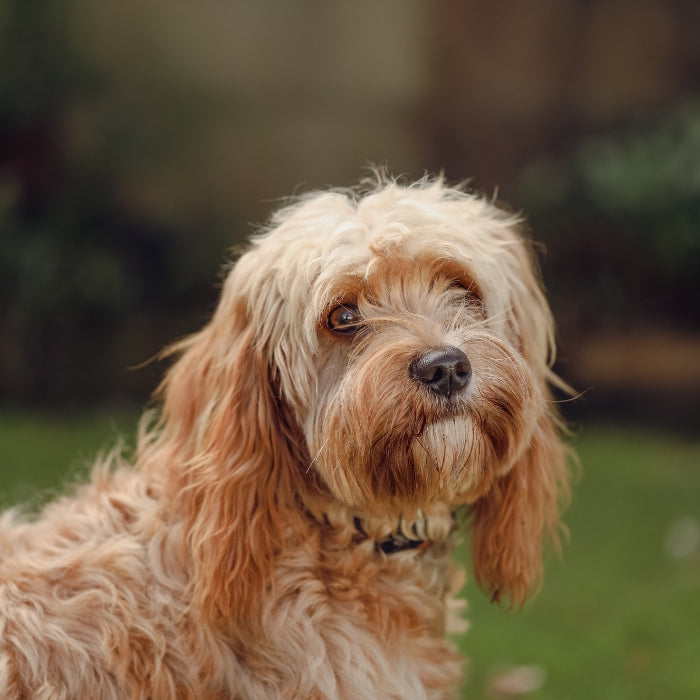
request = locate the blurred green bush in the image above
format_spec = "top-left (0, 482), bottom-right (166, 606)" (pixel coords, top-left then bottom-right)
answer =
top-left (517, 102), bottom-right (700, 334)
top-left (0, 0), bottom-right (229, 403)
top-left (2, 1), bottom-right (698, 405)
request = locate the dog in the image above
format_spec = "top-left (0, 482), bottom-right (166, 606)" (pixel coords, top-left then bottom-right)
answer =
top-left (0, 176), bottom-right (570, 699)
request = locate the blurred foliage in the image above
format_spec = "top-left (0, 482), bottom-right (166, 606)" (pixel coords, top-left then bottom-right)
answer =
top-left (518, 102), bottom-right (700, 333)
top-left (1, 0), bottom-right (698, 405)
top-left (0, 0), bottom-right (89, 126)
top-left (0, 0), bottom-right (228, 403)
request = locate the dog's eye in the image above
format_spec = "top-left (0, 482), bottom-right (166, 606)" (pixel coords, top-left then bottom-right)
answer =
top-left (449, 280), bottom-right (482, 305)
top-left (327, 304), bottom-right (362, 335)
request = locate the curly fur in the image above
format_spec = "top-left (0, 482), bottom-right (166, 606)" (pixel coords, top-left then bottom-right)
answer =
top-left (0, 176), bottom-right (570, 699)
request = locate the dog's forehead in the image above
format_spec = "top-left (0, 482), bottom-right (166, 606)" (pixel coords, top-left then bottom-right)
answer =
top-left (313, 216), bottom-right (505, 298)
top-left (311, 229), bottom-right (470, 295)
top-left (251, 185), bottom-right (523, 315)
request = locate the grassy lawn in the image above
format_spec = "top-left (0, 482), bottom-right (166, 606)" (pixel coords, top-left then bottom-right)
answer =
top-left (0, 409), bottom-right (138, 510)
top-left (459, 425), bottom-right (700, 699)
top-left (1, 413), bottom-right (698, 698)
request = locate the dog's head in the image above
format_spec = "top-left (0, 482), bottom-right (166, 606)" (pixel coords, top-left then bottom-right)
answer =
top-left (148, 178), bottom-right (570, 619)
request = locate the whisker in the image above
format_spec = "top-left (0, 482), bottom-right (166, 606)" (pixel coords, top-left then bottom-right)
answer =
top-left (413, 433), bottom-right (441, 473)
top-left (449, 422), bottom-right (476, 483)
top-left (548, 387), bottom-right (589, 403)
top-left (447, 307), bottom-right (509, 334)
top-left (306, 437), bottom-right (329, 474)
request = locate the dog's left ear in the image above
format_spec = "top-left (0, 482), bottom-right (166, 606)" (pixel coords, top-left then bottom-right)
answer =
top-left (470, 409), bottom-right (568, 607)
top-left (470, 233), bottom-right (570, 607)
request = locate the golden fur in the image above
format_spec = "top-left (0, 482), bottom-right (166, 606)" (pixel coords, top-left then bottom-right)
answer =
top-left (0, 177), bottom-right (570, 699)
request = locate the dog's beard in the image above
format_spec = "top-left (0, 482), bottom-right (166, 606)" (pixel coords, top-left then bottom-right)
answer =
top-left (306, 332), bottom-right (537, 515)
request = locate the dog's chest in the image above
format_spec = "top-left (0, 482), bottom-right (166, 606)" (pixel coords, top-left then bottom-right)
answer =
top-left (243, 533), bottom-right (464, 698)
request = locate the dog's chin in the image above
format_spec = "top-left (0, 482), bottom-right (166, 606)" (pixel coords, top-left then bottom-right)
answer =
top-left (410, 418), bottom-right (484, 495)
top-left (312, 411), bottom-right (528, 516)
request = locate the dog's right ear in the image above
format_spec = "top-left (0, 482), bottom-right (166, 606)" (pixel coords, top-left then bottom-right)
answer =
top-left (139, 284), bottom-right (307, 624)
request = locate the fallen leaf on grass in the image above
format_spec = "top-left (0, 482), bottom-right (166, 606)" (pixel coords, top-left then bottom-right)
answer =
top-left (664, 516), bottom-right (700, 560)
top-left (486, 664), bottom-right (547, 698)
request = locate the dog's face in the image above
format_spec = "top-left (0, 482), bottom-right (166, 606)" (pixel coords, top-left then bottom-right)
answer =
top-left (158, 179), bottom-right (568, 614)
top-left (222, 182), bottom-right (556, 518)
top-left (309, 247), bottom-right (537, 516)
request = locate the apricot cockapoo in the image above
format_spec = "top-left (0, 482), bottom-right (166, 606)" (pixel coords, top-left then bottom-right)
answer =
top-left (0, 177), bottom-right (570, 699)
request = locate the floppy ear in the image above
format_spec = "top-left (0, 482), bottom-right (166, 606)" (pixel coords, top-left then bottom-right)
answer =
top-left (471, 230), bottom-right (570, 607)
top-left (145, 293), bottom-right (308, 623)
top-left (470, 408), bottom-right (568, 607)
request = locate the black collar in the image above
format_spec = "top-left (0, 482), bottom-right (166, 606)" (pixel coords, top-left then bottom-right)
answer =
top-left (377, 533), bottom-right (426, 554)
top-left (353, 517), bottom-right (427, 555)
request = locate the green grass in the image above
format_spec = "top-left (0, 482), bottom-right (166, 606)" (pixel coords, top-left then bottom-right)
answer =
top-left (0, 409), bottom-right (137, 509)
top-left (459, 425), bottom-right (700, 699)
top-left (1, 414), bottom-right (699, 698)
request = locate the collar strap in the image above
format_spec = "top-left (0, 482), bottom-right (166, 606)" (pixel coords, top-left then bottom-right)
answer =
top-left (377, 533), bottom-right (426, 554)
top-left (353, 517), bottom-right (428, 555)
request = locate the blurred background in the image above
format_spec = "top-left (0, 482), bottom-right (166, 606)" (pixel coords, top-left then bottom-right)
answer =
top-left (1, 1), bottom-right (698, 698)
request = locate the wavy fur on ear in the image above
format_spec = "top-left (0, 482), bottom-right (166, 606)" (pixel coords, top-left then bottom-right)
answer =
top-left (470, 409), bottom-right (569, 607)
top-left (139, 300), bottom-right (307, 623)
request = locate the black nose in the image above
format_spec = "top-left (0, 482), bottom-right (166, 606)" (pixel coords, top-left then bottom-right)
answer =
top-left (409, 346), bottom-right (472, 397)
